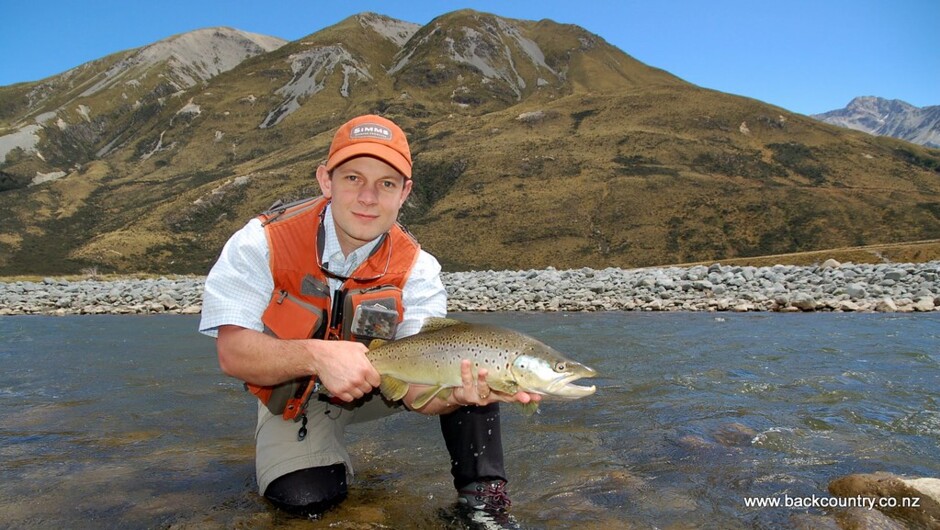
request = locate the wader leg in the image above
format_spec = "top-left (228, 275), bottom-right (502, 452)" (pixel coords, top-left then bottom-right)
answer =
top-left (440, 402), bottom-right (506, 489)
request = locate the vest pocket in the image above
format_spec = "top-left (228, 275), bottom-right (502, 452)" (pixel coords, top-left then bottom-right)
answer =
top-left (342, 286), bottom-right (405, 342)
top-left (261, 290), bottom-right (325, 339)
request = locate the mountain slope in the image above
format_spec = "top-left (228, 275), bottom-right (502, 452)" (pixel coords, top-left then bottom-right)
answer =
top-left (0, 11), bottom-right (938, 275)
top-left (406, 87), bottom-right (940, 270)
top-left (814, 96), bottom-right (940, 148)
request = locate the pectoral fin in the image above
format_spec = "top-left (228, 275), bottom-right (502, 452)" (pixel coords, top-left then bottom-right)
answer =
top-left (489, 379), bottom-right (518, 395)
top-left (379, 376), bottom-right (410, 402)
top-left (518, 401), bottom-right (540, 416)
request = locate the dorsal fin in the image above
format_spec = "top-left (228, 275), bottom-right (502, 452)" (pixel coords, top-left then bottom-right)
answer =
top-left (368, 318), bottom-right (460, 351)
top-left (419, 317), bottom-right (464, 333)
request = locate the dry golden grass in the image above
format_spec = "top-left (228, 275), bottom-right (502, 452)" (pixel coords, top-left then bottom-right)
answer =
top-left (674, 239), bottom-right (940, 268)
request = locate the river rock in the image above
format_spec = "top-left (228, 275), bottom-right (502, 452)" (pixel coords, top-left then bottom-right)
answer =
top-left (834, 508), bottom-right (908, 530)
top-left (845, 283), bottom-right (868, 298)
top-left (675, 434), bottom-right (714, 451)
top-left (2, 261), bottom-right (938, 315)
top-left (180, 304), bottom-right (202, 315)
top-left (789, 292), bottom-right (818, 311)
top-left (828, 472), bottom-right (940, 529)
top-left (791, 508), bottom-right (906, 530)
top-left (157, 293), bottom-right (179, 310)
top-left (913, 297), bottom-right (936, 312)
top-left (875, 298), bottom-right (899, 312)
top-left (712, 422), bottom-right (758, 447)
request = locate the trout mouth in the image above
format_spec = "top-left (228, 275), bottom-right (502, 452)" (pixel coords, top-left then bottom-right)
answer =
top-left (544, 367), bottom-right (598, 398)
top-left (512, 353), bottom-right (598, 399)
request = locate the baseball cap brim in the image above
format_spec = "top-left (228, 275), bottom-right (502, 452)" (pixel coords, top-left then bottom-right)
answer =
top-left (326, 144), bottom-right (412, 178)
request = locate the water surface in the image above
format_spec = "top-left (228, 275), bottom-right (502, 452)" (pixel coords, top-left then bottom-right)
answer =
top-left (0, 313), bottom-right (937, 528)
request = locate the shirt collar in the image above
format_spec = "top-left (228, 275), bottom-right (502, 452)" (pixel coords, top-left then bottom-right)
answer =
top-left (321, 203), bottom-right (383, 277)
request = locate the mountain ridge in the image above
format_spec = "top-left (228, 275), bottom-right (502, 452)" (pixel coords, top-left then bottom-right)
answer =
top-left (0, 11), bottom-right (938, 275)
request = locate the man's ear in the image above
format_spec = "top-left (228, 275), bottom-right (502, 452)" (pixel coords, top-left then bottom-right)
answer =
top-left (315, 165), bottom-right (332, 198)
top-left (400, 178), bottom-right (413, 207)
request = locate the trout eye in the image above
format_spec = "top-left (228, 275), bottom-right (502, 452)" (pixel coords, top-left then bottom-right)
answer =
top-left (554, 362), bottom-right (567, 372)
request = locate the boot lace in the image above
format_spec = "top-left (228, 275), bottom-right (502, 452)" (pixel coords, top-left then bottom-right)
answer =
top-left (460, 480), bottom-right (512, 512)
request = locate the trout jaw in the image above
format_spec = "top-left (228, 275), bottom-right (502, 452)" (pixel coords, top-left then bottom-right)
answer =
top-left (511, 354), bottom-right (598, 399)
top-left (547, 368), bottom-right (597, 398)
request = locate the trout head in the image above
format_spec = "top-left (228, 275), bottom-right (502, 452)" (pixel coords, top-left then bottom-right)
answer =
top-left (510, 338), bottom-right (597, 398)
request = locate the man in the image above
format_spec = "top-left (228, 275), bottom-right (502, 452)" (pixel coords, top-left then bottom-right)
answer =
top-left (199, 114), bottom-right (539, 518)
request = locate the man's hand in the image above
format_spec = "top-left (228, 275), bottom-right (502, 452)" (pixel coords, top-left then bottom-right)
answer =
top-left (216, 326), bottom-right (380, 402)
top-left (450, 359), bottom-right (543, 407)
top-left (307, 340), bottom-right (381, 402)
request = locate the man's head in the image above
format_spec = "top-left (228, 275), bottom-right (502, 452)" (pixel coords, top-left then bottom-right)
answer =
top-left (316, 114), bottom-right (414, 255)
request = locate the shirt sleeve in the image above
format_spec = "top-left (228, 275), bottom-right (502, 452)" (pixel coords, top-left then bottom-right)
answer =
top-left (396, 249), bottom-right (448, 339)
top-left (198, 218), bottom-right (274, 337)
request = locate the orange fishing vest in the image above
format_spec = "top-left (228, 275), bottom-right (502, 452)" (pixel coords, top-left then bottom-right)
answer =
top-left (247, 196), bottom-right (420, 421)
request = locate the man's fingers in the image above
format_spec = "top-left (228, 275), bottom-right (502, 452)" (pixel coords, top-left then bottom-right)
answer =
top-left (476, 368), bottom-right (491, 399)
top-left (460, 359), bottom-right (473, 385)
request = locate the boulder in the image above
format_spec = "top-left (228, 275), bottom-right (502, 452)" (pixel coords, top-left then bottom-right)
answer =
top-left (790, 293), bottom-right (817, 311)
top-left (875, 298), bottom-right (899, 312)
top-left (829, 472), bottom-right (940, 529)
top-left (790, 508), bottom-right (905, 530)
top-left (913, 297), bottom-right (936, 312)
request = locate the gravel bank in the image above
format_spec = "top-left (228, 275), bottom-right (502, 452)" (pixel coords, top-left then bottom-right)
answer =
top-left (1, 260), bottom-right (938, 315)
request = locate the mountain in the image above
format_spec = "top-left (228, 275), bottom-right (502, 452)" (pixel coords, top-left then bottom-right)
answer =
top-left (0, 11), bottom-right (938, 275)
top-left (813, 97), bottom-right (940, 149)
top-left (0, 27), bottom-right (286, 187)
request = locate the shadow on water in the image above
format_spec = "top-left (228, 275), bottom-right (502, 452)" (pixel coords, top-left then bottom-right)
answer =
top-left (0, 313), bottom-right (938, 528)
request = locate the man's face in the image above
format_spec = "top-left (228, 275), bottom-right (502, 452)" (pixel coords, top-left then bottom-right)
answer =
top-left (316, 156), bottom-right (412, 256)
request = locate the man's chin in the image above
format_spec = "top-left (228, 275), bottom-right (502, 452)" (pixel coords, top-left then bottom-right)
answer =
top-left (349, 227), bottom-right (388, 245)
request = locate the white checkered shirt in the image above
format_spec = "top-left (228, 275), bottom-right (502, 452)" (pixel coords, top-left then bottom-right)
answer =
top-left (199, 203), bottom-right (447, 339)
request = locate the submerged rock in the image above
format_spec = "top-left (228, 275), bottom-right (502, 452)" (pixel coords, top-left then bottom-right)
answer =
top-left (712, 422), bottom-right (758, 447)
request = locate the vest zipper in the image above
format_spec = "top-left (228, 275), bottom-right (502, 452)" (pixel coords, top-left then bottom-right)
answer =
top-left (276, 289), bottom-right (322, 313)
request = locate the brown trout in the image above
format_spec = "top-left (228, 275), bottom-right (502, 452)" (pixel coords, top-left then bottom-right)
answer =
top-left (367, 317), bottom-right (597, 411)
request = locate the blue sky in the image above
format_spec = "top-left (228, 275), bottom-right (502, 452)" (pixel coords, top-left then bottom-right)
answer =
top-left (2, 0), bottom-right (936, 115)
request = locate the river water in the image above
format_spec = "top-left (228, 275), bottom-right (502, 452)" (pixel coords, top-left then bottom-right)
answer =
top-left (0, 312), bottom-right (937, 529)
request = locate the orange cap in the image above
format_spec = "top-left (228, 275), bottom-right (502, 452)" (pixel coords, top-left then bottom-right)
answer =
top-left (325, 115), bottom-right (412, 178)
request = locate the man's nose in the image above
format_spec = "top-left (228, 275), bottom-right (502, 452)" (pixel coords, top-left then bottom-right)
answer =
top-left (358, 184), bottom-right (378, 204)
